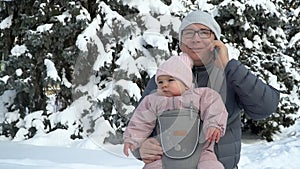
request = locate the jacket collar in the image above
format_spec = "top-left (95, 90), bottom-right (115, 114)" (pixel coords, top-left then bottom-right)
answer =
top-left (192, 61), bottom-right (214, 73)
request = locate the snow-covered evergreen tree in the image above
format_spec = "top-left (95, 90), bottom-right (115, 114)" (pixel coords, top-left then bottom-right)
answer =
top-left (215, 0), bottom-right (300, 141)
top-left (0, 0), bottom-right (299, 143)
top-left (0, 0), bottom-right (90, 139)
top-left (91, 0), bottom-right (300, 142)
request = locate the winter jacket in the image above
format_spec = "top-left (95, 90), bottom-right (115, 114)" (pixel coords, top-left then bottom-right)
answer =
top-left (133, 59), bottom-right (280, 169)
top-left (124, 88), bottom-right (228, 169)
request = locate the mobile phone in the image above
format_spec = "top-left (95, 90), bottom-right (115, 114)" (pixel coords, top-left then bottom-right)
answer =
top-left (213, 48), bottom-right (219, 60)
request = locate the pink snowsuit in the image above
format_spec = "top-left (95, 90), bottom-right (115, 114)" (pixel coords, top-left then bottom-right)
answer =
top-left (124, 87), bottom-right (228, 169)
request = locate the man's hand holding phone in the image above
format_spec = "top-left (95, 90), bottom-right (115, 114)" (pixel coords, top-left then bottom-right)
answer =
top-left (210, 40), bottom-right (229, 70)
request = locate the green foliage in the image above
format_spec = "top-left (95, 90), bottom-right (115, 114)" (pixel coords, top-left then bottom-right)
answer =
top-left (93, 0), bottom-right (183, 143)
top-left (0, 0), bottom-right (90, 139)
top-left (92, 9), bottom-right (142, 143)
top-left (217, 0), bottom-right (299, 141)
top-left (84, 0), bottom-right (300, 143)
top-left (282, 1), bottom-right (300, 65)
top-left (1, 120), bottom-right (19, 138)
top-left (101, 0), bottom-right (139, 16)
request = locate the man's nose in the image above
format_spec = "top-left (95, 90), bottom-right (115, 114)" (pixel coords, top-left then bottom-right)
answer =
top-left (192, 32), bottom-right (203, 41)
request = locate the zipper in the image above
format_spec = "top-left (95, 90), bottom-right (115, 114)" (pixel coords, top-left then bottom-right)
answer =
top-left (172, 97), bottom-right (176, 110)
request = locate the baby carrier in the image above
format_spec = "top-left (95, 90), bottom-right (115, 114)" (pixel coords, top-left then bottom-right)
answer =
top-left (156, 101), bottom-right (204, 169)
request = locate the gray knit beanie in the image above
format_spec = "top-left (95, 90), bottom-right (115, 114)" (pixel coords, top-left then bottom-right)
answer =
top-left (178, 10), bottom-right (221, 43)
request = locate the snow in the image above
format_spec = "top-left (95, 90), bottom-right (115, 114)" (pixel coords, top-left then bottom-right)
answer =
top-left (55, 11), bottom-right (72, 25)
top-left (16, 69), bottom-right (23, 77)
top-left (0, 75), bottom-right (9, 84)
top-left (10, 45), bottom-right (28, 57)
top-left (123, 0), bottom-right (170, 14)
top-left (143, 31), bottom-right (169, 50)
top-left (36, 24), bottom-right (53, 33)
top-left (1, 0), bottom-right (300, 169)
top-left (243, 0), bottom-right (281, 17)
top-left (0, 138), bottom-right (144, 169)
top-left (44, 59), bottom-right (61, 81)
top-left (289, 32), bottom-right (300, 48)
top-left (0, 117), bottom-right (299, 169)
top-left (0, 15), bottom-right (12, 29)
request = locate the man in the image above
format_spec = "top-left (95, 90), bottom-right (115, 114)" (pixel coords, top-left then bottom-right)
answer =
top-left (132, 10), bottom-right (280, 169)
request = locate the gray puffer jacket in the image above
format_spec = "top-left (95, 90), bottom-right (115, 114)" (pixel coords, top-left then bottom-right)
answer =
top-left (134, 59), bottom-right (280, 169)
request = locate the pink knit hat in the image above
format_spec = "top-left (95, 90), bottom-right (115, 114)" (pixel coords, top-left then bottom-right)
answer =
top-left (155, 54), bottom-right (193, 88)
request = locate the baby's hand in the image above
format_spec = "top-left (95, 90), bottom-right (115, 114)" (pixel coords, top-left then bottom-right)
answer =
top-left (206, 127), bottom-right (221, 143)
top-left (123, 143), bottom-right (135, 157)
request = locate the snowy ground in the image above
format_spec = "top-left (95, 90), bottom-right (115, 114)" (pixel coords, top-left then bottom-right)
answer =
top-left (0, 118), bottom-right (300, 169)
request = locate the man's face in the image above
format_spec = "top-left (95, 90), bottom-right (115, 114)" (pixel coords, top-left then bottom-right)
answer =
top-left (180, 23), bottom-right (216, 66)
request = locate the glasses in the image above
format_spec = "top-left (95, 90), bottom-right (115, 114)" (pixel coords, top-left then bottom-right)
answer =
top-left (182, 29), bottom-right (213, 39)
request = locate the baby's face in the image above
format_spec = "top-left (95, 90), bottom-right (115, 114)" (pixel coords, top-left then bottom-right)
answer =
top-left (157, 75), bottom-right (187, 97)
